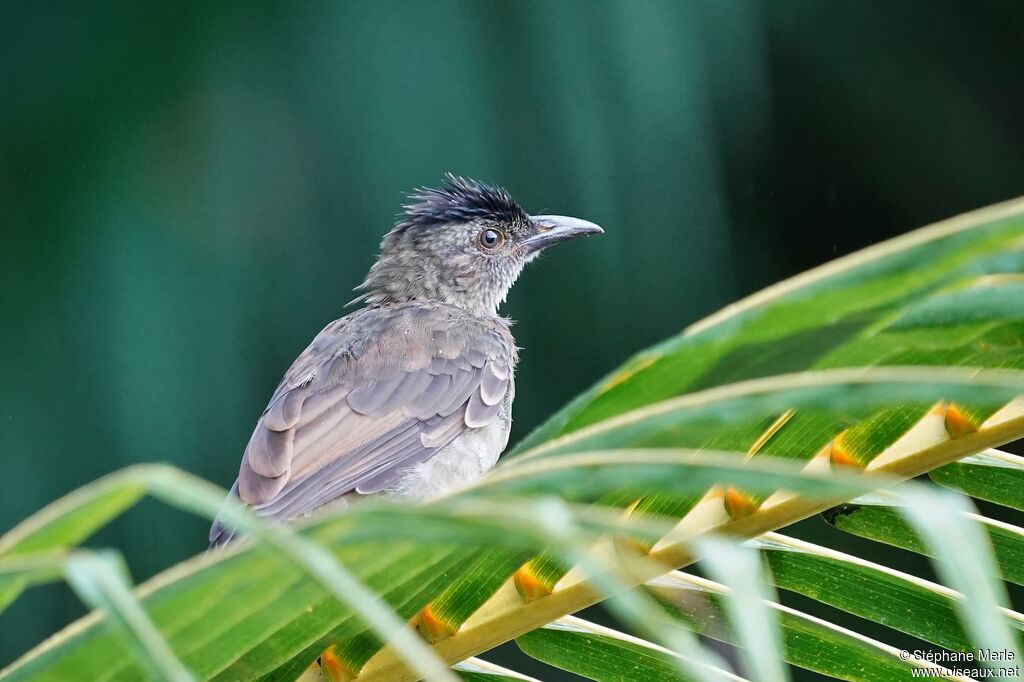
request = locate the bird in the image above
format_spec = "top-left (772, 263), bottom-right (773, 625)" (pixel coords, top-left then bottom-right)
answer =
top-left (209, 174), bottom-right (603, 547)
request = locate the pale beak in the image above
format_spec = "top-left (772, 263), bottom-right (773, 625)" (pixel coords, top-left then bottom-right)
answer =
top-left (520, 215), bottom-right (605, 254)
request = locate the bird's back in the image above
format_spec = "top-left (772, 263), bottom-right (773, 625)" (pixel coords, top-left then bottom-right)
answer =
top-left (209, 301), bottom-right (516, 547)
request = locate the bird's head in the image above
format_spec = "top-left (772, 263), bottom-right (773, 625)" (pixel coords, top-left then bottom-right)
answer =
top-left (355, 174), bottom-right (603, 314)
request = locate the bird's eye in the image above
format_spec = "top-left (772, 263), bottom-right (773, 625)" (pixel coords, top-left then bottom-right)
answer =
top-left (478, 228), bottom-right (505, 251)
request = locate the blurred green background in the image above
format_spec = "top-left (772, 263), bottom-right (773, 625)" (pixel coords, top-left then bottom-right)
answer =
top-left (3, 0), bottom-right (1024, 677)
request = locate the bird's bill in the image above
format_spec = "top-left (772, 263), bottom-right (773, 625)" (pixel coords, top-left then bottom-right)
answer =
top-left (521, 215), bottom-right (604, 254)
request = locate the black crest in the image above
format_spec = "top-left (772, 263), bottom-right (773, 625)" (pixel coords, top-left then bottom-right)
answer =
top-left (395, 174), bottom-right (529, 233)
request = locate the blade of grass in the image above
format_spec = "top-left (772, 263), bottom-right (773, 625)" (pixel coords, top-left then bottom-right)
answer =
top-left (900, 488), bottom-right (1021, 668)
top-left (696, 539), bottom-right (786, 682)
top-left (64, 550), bottom-right (195, 682)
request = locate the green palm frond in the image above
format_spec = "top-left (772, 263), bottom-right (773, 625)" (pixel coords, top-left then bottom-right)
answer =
top-left (2, 198), bottom-right (1024, 682)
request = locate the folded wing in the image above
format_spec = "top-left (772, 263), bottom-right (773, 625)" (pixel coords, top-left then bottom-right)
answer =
top-left (209, 306), bottom-right (514, 547)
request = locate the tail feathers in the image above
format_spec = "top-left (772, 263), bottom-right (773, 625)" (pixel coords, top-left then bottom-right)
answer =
top-left (207, 481), bottom-right (242, 551)
top-left (207, 520), bottom-right (238, 550)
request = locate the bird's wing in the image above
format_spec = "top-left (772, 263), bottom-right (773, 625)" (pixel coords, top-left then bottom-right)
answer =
top-left (209, 305), bottom-right (514, 546)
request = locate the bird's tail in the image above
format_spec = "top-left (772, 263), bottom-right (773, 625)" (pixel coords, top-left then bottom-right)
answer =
top-left (207, 481), bottom-right (241, 551)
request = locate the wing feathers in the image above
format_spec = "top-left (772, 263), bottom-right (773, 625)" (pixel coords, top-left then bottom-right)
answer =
top-left (465, 390), bottom-right (502, 428)
top-left (487, 357), bottom-right (510, 380)
top-left (291, 403), bottom-right (352, 464)
top-left (291, 410), bottom-right (406, 479)
top-left (480, 361), bottom-right (508, 406)
top-left (354, 429), bottom-right (435, 494)
top-left (347, 375), bottom-right (404, 415)
top-left (421, 410), bottom-right (467, 448)
top-left (263, 389), bottom-right (304, 431)
top-left (298, 389), bottom-right (349, 427)
top-left (264, 422), bottom-right (424, 513)
top-left (239, 453), bottom-right (289, 504)
top-left (246, 426), bottom-right (294, 478)
top-left (409, 373), bottom-right (453, 419)
top-left (217, 304), bottom-right (516, 539)
top-left (379, 371), bottom-right (434, 414)
top-left (438, 369), bottom-right (479, 416)
top-left (465, 348), bottom-right (488, 368)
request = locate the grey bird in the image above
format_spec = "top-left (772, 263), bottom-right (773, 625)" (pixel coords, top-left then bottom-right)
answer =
top-left (209, 175), bottom-right (602, 547)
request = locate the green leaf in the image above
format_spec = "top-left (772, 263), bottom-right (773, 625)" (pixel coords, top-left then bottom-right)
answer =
top-left (0, 481), bottom-right (146, 557)
top-left (887, 277), bottom-right (1024, 329)
top-left (0, 550), bottom-right (67, 616)
top-left (246, 522), bottom-right (460, 682)
top-left (753, 532), bottom-right (1024, 652)
top-left (0, 578), bottom-right (25, 614)
top-left (899, 488), bottom-right (1020, 665)
top-left (64, 550), bottom-right (195, 682)
top-left (516, 616), bottom-right (745, 682)
top-left (931, 449), bottom-right (1024, 511)
top-left (513, 210), bottom-right (1024, 451)
top-left (509, 368), bottom-right (1022, 466)
top-left (428, 548), bottom-right (534, 630)
top-left (235, 546), bottom-right (469, 681)
top-left (474, 448), bottom-right (887, 501)
top-left (496, 497), bottom-right (735, 681)
top-left (1, 468), bottom-right (464, 682)
top-left (649, 571), bottom-right (946, 681)
top-left (6, 201), bottom-right (1024, 682)
top-left (695, 539), bottom-right (785, 682)
top-left (823, 501), bottom-right (1024, 586)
